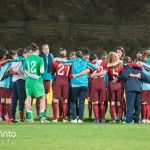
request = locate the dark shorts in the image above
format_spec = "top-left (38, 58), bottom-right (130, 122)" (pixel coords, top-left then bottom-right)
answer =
top-left (90, 78), bottom-right (106, 102)
top-left (0, 88), bottom-right (12, 99)
top-left (53, 83), bottom-right (69, 99)
top-left (43, 80), bottom-right (51, 94)
top-left (142, 90), bottom-right (150, 103)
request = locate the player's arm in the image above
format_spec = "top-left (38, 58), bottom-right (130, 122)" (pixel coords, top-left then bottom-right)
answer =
top-left (107, 60), bottom-right (121, 68)
top-left (87, 61), bottom-right (98, 70)
top-left (138, 61), bottom-right (150, 71)
top-left (114, 66), bottom-right (131, 82)
top-left (72, 68), bottom-right (90, 78)
top-left (90, 70), bottom-right (107, 78)
top-left (40, 59), bottom-right (45, 74)
top-left (0, 59), bottom-right (12, 66)
top-left (8, 69), bottom-right (22, 75)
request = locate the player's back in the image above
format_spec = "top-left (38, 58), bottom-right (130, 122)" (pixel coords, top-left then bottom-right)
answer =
top-left (53, 61), bottom-right (70, 84)
top-left (25, 54), bottom-right (44, 81)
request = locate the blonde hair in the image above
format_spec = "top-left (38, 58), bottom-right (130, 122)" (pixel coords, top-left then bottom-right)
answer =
top-left (143, 50), bottom-right (150, 58)
top-left (107, 52), bottom-right (120, 70)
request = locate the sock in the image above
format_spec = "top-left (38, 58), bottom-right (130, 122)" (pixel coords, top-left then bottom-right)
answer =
top-left (36, 99), bottom-right (40, 117)
top-left (20, 111), bottom-right (24, 120)
top-left (45, 97), bottom-right (47, 113)
top-left (40, 109), bottom-right (46, 120)
top-left (110, 105), bottom-right (116, 120)
top-left (105, 101), bottom-right (108, 114)
top-left (62, 103), bottom-right (68, 119)
top-left (27, 111), bottom-right (33, 119)
top-left (88, 101), bottom-right (92, 118)
top-left (118, 106), bottom-right (123, 120)
top-left (100, 103), bottom-right (105, 120)
top-left (93, 104), bottom-right (99, 120)
top-left (122, 98), bottom-right (126, 116)
top-left (52, 102), bottom-right (59, 120)
top-left (146, 104), bottom-right (150, 120)
top-left (142, 104), bottom-right (147, 120)
top-left (0, 103), bottom-right (4, 118)
top-left (59, 101), bottom-right (63, 119)
top-left (5, 104), bottom-right (11, 120)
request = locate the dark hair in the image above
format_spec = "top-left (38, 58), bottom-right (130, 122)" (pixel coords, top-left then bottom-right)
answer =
top-left (123, 56), bottom-right (132, 63)
top-left (58, 48), bottom-right (67, 58)
top-left (116, 46), bottom-right (125, 58)
top-left (0, 49), bottom-right (8, 58)
top-left (30, 43), bottom-right (39, 52)
top-left (89, 53), bottom-right (98, 61)
top-left (7, 50), bottom-right (18, 59)
top-left (82, 49), bottom-right (91, 56)
top-left (75, 51), bottom-right (82, 58)
top-left (17, 48), bottom-right (28, 56)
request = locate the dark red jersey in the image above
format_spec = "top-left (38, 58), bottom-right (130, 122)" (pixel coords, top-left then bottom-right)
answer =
top-left (90, 61), bottom-right (105, 78)
top-left (107, 66), bottom-right (123, 81)
top-left (52, 61), bottom-right (70, 84)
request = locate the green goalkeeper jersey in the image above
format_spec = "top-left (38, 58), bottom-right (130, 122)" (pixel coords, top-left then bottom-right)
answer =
top-left (25, 54), bottom-right (44, 81)
top-left (25, 54), bottom-right (45, 97)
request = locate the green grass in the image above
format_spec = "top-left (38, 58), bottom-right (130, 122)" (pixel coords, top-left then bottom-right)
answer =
top-left (0, 105), bottom-right (150, 150)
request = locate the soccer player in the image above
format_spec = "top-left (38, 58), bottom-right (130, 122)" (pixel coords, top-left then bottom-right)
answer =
top-left (139, 50), bottom-right (150, 123)
top-left (0, 49), bottom-right (12, 122)
top-left (40, 44), bottom-right (53, 118)
top-left (52, 48), bottom-right (70, 122)
top-left (82, 50), bottom-right (92, 119)
top-left (107, 52), bottom-right (123, 123)
top-left (89, 53), bottom-right (107, 123)
top-left (10, 48), bottom-right (28, 122)
top-left (25, 43), bottom-right (48, 123)
top-left (116, 47), bottom-right (126, 120)
top-left (56, 51), bottom-right (98, 123)
top-left (0, 50), bottom-right (16, 123)
top-left (114, 56), bottom-right (150, 123)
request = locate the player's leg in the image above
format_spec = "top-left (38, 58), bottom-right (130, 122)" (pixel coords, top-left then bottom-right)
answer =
top-left (141, 90), bottom-right (148, 123)
top-left (62, 84), bottom-right (69, 122)
top-left (125, 91), bottom-right (136, 123)
top-left (33, 81), bottom-right (48, 123)
top-left (39, 95), bottom-right (49, 123)
top-left (36, 99), bottom-right (40, 119)
top-left (70, 87), bottom-right (79, 123)
top-left (110, 91), bottom-right (116, 123)
top-left (0, 88), bottom-right (5, 121)
top-left (87, 81), bottom-right (92, 119)
top-left (99, 79), bottom-right (107, 123)
top-left (90, 79), bottom-right (99, 122)
top-left (25, 82), bottom-right (34, 122)
top-left (133, 92), bottom-right (141, 123)
top-left (43, 80), bottom-right (51, 116)
top-left (52, 83), bottom-right (61, 122)
top-left (78, 86), bottom-right (87, 123)
top-left (5, 88), bottom-right (12, 123)
top-left (116, 88), bottom-right (123, 122)
top-left (141, 102), bottom-right (147, 123)
top-left (144, 91), bottom-right (150, 123)
top-left (26, 96), bottom-right (33, 122)
top-left (52, 98), bottom-right (59, 122)
top-left (11, 82), bottom-right (19, 122)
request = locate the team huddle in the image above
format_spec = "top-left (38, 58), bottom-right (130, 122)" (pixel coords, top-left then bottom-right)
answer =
top-left (0, 43), bottom-right (150, 124)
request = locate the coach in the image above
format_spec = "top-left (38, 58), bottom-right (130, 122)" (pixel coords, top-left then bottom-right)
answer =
top-left (40, 44), bottom-right (53, 113)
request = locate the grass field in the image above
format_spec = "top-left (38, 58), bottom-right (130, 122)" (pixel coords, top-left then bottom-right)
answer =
top-left (0, 105), bottom-right (150, 150)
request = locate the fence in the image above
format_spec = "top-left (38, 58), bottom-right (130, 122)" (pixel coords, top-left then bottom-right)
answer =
top-left (0, 21), bottom-right (150, 40)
